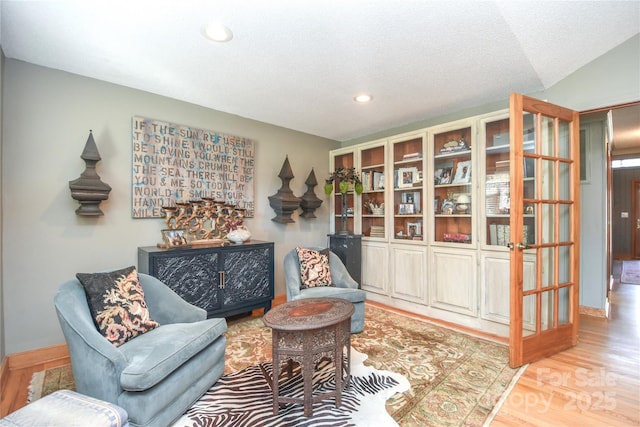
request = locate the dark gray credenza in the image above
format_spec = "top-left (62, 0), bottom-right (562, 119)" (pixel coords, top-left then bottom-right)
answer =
top-left (138, 240), bottom-right (274, 318)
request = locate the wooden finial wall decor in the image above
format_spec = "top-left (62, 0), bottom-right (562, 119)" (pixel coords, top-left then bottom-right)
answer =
top-left (299, 168), bottom-right (323, 218)
top-left (268, 156), bottom-right (301, 223)
top-left (69, 131), bottom-right (112, 216)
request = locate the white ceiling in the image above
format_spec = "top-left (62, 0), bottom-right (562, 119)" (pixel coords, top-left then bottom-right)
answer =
top-left (0, 0), bottom-right (639, 144)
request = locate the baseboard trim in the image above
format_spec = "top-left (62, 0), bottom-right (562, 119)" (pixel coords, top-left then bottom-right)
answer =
top-left (579, 305), bottom-right (607, 318)
top-left (3, 344), bottom-right (70, 372)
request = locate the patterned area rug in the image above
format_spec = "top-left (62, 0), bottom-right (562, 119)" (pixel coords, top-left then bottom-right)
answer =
top-left (621, 260), bottom-right (640, 284)
top-left (223, 305), bottom-right (522, 426)
top-left (27, 365), bottom-right (75, 403)
top-left (29, 304), bottom-right (522, 426)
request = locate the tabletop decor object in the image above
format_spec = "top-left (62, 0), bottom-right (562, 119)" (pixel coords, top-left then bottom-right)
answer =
top-left (160, 198), bottom-right (247, 247)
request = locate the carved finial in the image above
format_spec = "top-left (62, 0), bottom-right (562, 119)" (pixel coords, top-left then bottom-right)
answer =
top-left (69, 131), bottom-right (112, 216)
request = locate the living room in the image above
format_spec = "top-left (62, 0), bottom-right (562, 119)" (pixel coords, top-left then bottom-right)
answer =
top-left (0, 2), bottom-right (639, 426)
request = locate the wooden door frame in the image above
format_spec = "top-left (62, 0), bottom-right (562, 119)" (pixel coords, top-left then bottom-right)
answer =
top-left (632, 180), bottom-right (640, 259)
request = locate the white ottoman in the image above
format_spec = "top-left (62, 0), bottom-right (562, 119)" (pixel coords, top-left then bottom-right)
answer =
top-left (0, 389), bottom-right (129, 427)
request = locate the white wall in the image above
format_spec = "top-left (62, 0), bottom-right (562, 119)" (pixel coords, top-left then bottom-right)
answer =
top-left (1, 59), bottom-right (339, 355)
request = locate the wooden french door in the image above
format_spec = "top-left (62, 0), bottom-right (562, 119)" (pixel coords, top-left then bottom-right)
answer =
top-left (633, 181), bottom-right (640, 259)
top-left (508, 93), bottom-right (580, 368)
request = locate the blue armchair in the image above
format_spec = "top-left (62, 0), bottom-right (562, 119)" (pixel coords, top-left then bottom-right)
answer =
top-left (54, 273), bottom-right (227, 427)
top-left (284, 247), bottom-right (366, 333)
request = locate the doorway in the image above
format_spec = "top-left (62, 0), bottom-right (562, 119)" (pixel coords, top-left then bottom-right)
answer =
top-left (633, 180), bottom-right (640, 259)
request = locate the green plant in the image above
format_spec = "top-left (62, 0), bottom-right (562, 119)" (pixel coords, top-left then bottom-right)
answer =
top-left (324, 167), bottom-right (363, 195)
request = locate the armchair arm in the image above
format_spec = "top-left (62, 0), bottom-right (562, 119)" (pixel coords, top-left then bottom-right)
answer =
top-left (284, 250), bottom-right (303, 300)
top-left (54, 280), bottom-right (128, 403)
top-left (138, 274), bottom-right (207, 324)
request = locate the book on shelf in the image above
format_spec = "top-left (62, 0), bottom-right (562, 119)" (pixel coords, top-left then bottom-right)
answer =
top-left (369, 225), bottom-right (385, 238)
top-left (497, 224), bottom-right (510, 246)
top-left (495, 160), bottom-right (510, 173)
top-left (402, 152), bottom-right (422, 160)
top-left (373, 171), bottom-right (384, 190)
top-left (362, 170), bottom-right (384, 191)
top-left (489, 223), bottom-right (498, 245)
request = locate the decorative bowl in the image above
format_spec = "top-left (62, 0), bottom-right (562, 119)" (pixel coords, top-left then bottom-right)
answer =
top-left (226, 227), bottom-right (251, 243)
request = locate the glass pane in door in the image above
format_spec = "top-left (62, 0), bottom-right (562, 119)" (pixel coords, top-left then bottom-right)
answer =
top-left (541, 290), bottom-right (555, 331)
top-left (541, 115), bottom-right (555, 156)
top-left (558, 286), bottom-right (571, 325)
top-left (541, 246), bottom-right (555, 288)
top-left (558, 120), bottom-right (571, 159)
top-left (522, 294), bottom-right (536, 337)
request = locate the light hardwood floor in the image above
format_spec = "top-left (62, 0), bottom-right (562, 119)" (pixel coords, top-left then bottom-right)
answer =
top-left (492, 261), bottom-right (640, 426)
top-left (2, 263), bottom-right (639, 424)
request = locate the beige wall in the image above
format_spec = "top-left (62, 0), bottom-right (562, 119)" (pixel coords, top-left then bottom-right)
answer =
top-left (1, 59), bottom-right (339, 355)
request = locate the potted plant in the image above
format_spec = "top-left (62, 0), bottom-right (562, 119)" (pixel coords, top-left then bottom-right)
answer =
top-left (324, 167), bottom-right (363, 195)
top-left (325, 167), bottom-right (363, 234)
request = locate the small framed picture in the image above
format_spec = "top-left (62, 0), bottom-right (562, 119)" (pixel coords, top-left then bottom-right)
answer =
top-left (399, 203), bottom-right (415, 215)
top-left (452, 160), bottom-right (471, 184)
top-left (398, 167), bottom-right (418, 188)
top-left (434, 196), bottom-right (440, 213)
top-left (162, 229), bottom-right (189, 248)
top-left (435, 167), bottom-right (453, 185)
top-left (407, 222), bottom-right (421, 237)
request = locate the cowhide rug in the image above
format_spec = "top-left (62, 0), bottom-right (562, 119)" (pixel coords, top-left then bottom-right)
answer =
top-left (172, 349), bottom-right (409, 427)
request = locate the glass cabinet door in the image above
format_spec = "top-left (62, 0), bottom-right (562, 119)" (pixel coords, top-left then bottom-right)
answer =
top-left (483, 114), bottom-right (535, 248)
top-left (330, 151), bottom-right (355, 234)
top-left (359, 143), bottom-right (386, 238)
top-left (392, 135), bottom-right (425, 241)
top-left (433, 126), bottom-right (473, 244)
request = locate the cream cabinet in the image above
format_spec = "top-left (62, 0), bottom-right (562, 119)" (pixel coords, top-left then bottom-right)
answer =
top-left (328, 100), bottom-right (576, 338)
top-left (361, 240), bottom-right (389, 296)
top-left (390, 243), bottom-right (427, 303)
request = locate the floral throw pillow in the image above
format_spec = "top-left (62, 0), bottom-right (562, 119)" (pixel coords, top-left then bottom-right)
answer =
top-left (296, 247), bottom-right (334, 289)
top-left (76, 266), bottom-right (159, 347)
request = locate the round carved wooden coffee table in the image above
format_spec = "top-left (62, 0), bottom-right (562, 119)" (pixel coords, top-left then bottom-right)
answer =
top-left (262, 297), bottom-right (354, 417)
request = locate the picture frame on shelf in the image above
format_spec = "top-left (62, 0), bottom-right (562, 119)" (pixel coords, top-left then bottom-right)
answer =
top-left (452, 160), bottom-right (471, 184)
top-left (407, 222), bottom-right (421, 237)
top-left (398, 167), bottom-right (418, 188)
top-left (434, 196), bottom-right (440, 213)
top-left (434, 167), bottom-right (453, 185)
top-left (162, 228), bottom-right (189, 248)
top-left (398, 203), bottom-right (415, 215)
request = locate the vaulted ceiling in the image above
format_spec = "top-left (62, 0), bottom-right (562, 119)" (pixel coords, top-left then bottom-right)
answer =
top-left (1, 1), bottom-right (638, 145)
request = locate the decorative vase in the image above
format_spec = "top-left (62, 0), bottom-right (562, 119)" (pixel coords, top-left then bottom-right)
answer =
top-left (338, 194), bottom-right (351, 235)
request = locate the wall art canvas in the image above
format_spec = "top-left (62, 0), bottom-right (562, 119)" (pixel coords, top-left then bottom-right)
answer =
top-left (131, 116), bottom-right (255, 218)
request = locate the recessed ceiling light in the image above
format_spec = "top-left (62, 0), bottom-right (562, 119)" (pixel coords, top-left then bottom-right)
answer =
top-left (354, 94), bottom-right (373, 103)
top-left (202, 21), bottom-right (233, 43)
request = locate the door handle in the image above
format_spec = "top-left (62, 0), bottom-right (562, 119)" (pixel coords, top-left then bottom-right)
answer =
top-left (516, 242), bottom-right (530, 250)
top-left (637, 218), bottom-right (640, 229)
top-left (507, 242), bottom-right (514, 250)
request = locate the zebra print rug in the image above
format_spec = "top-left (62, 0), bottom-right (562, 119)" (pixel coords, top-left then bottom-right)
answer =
top-left (172, 349), bottom-right (409, 427)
